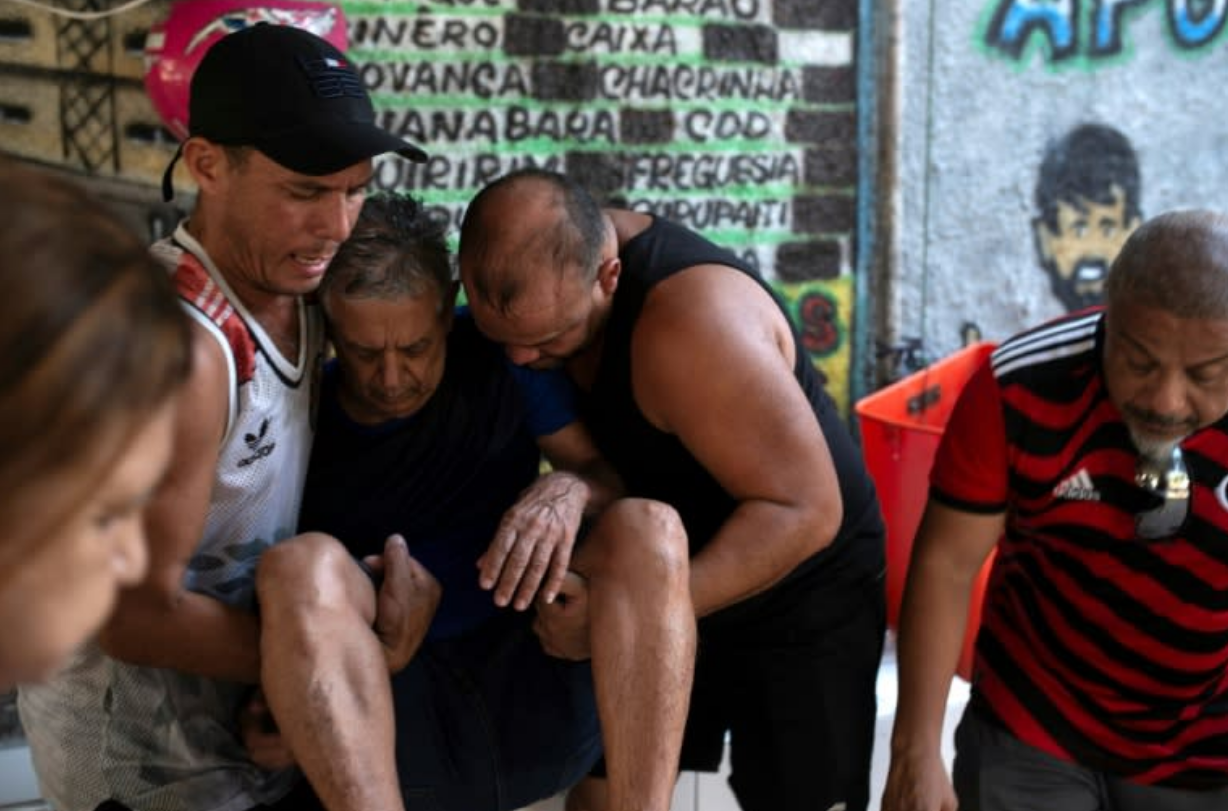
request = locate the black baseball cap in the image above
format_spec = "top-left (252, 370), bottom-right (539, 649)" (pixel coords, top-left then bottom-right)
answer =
top-left (161, 23), bottom-right (426, 201)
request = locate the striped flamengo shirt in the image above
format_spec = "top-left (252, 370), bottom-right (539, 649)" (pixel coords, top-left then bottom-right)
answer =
top-left (931, 307), bottom-right (1228, 788)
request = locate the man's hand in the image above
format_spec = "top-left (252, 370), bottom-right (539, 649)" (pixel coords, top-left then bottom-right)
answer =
top-left (533, 571), bottom-right (592, 660)
top-left (478, 471), bottom-right (588, 610)
top-left (880, 749), bottom-right (957, 811)
top-left (364, 534), bottom-right (441, 673)
top-left (237, 688), bottom-right (296, 771)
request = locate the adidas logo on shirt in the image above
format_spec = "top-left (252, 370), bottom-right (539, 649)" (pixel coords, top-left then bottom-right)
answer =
top-left (238, 418), bottom-right (277, 468)
top-left (1054, 468), bottom-right (1100, 501)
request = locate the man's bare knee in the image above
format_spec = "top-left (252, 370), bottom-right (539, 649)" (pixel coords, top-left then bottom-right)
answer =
top-left (256, 532), bottom-right (373, 619)
top-left (579, 498), bottom-right (688, 583)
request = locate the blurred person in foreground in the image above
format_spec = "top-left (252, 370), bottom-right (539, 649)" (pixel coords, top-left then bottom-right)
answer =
top-left (0, 157), bottom-right (190, 689)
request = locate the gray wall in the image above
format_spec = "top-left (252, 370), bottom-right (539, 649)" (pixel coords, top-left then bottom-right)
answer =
top-left (885, 0), bottom-right (1228, 364)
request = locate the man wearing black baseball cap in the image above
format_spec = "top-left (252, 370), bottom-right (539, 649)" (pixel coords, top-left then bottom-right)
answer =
top-left (162, 22), bottom-right (426, 201)
top-left (20, 22), bottom-right (427, 811)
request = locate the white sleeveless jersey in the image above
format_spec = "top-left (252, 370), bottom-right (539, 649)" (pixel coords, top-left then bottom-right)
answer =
top-left (20, 224), bottom-right (324, 811)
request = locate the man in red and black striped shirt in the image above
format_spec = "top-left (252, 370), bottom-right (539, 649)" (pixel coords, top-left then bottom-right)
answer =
top-left (884, 209), bottom-right (1228, 811)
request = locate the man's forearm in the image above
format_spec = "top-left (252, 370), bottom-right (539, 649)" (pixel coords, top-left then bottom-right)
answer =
top-left (99, 589), bottom-right (262, 682)
top-left (688, 499), bottom-right (833, 618)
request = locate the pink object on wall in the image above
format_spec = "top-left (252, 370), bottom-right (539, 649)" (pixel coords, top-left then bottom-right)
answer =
top-left (143, 0), bottom-right (348, 140)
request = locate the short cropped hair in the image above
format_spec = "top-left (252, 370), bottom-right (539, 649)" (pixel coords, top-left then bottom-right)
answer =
top-left (458, 168), bottom-right (606, 314)
top-left (320, 192), bottom-right (454, 315)
top-left (1105, 209), bottom-right (1228, 321)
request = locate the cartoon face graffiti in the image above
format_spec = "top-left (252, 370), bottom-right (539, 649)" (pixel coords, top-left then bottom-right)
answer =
top-left (1033, 185), bottom-right (1140, 311)
top-left (1033, 123), bottom-right (1143, 311)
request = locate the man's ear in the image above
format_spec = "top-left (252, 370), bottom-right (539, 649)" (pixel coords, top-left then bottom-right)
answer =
top-left (181, 138), bottom-right (227, 194)
top-left (597, 256), bottom-right (621, 295)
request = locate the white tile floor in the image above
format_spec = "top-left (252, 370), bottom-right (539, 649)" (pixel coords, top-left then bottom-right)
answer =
top-left (519, 631), bottom-right (970, 811)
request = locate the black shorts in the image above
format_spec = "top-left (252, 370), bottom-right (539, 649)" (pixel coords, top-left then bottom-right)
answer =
top-left (587, 571), bottom-right (884, 811)
top-left (685, 574), bottom-right (883, 811)
top-left (391, 609), bottom-right (601, 811)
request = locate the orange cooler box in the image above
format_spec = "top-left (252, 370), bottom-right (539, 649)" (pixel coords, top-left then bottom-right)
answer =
top-left (855, 342), bottom-right (997, 681)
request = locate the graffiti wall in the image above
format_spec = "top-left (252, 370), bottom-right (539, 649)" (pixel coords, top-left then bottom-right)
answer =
top-left (346, 0), bottom-right (862, 408)
top-left (0, 0), bottom-right (865, 412)
top-left (889, 0), bottom-right (1228, 363)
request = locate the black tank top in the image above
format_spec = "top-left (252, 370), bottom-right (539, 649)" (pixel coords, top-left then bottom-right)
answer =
top-left (584, 216), bottom-right (885, 634)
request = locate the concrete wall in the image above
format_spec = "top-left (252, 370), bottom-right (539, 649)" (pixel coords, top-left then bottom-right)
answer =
top-left (885, 0), bottom-right (1228, 365)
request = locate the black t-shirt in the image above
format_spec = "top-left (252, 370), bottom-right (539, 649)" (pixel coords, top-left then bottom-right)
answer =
top-left (583, 216), bottom-right (886, 637)
top-left (300, 316), bottom-right (542, 639)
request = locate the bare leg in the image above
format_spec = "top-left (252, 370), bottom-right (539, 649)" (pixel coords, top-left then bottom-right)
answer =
top-left (256, 532), bottom-right (404, 811)
top-left (571, 499), bottom-right (696, 811)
